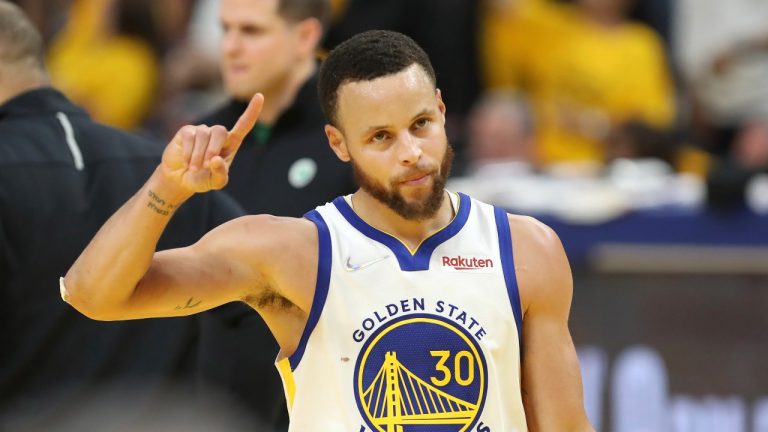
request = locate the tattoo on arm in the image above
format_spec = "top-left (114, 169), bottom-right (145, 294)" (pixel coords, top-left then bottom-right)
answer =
top-left (146, 190), bottom-right (179, 216)
top-left (174, 297), bottom-right (202, 311)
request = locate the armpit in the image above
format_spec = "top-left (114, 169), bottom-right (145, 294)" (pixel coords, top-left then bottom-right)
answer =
top-left (245, 289), bottom-right (299, 312)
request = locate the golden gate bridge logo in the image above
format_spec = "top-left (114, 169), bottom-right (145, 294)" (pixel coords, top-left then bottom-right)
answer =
top-left (362, 351), bottom-right (478, 430)
top-left (354, 315), bottom-right (487, 432)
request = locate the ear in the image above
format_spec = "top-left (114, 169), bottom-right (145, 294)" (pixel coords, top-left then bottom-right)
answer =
top-left (295, 17), bottom-right (323, 58)
top-left (325, 124), bottom-right (351, 162)
top-left (436, 88), bottom-right (447, 122)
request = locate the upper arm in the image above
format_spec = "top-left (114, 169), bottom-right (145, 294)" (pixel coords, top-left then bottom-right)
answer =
top-left (87, 215), bottom-right (293, 320)
top-left (510, 215), bottom-right (594, 431)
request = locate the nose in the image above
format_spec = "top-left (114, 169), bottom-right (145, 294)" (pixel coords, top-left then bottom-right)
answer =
top-left (221, 30), bottom-right (240, 57)
top-left (396, 132), bottom-right (422, 165)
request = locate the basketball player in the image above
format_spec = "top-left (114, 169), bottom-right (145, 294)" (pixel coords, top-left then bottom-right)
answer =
top-left (64, 30), bottom-right (594, 431)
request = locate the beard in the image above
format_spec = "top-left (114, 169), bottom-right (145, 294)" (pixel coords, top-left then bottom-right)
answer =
top-left (351, 144), bottom-right (455, 221)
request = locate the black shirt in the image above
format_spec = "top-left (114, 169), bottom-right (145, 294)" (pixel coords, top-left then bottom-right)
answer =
top-left (195, 73), bottom-right (356, 426)
top-left (0, 88), bottom-right (245, 428)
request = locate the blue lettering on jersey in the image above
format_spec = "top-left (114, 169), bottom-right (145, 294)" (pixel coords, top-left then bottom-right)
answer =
top-left (353, 298), bottom-right (426, 342)
top-left (434, 301), bottom-right (487, 341)
top-left (353, 299), bottom-right (487, 344)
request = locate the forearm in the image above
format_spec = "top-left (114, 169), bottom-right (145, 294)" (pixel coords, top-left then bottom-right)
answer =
top-left (64, 167), bottom-right (193, 319)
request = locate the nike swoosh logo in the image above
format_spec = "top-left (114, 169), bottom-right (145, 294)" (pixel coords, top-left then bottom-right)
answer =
top-left (344, 255), bottom-right (389, 272)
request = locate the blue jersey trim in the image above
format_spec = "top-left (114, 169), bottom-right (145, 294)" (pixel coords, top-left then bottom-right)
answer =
top-left (289, 209), bottom-right (332, 370)
top-left (494, 207), bottom-right (524, 349)
top-left (332, 193), bottom-right (472, 271)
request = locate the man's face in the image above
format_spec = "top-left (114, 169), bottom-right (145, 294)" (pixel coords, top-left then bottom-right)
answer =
top-left (331, 64), bottom-right (453, 220)
top-left (468, 100), bottom-right (533, 163)
top-left (219, 0), bottom-right (301, 100)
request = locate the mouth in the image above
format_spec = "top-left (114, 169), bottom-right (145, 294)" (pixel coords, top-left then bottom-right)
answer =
top-left (225, 64), bottom-right (250, 76)
top-left (400, 172), bottom-right (433, 187)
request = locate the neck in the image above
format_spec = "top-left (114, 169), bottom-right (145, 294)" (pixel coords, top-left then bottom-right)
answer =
top-left (351, 189), bottom-right (455, 252)
top-left (257, 57), bottom-right (316, 125)
top-left (0, 65), bottom-right (48, 106)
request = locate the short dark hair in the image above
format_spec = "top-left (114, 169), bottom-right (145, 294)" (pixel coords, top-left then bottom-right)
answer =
top-left (0, 0), bottom-right (44, 68)
top-left (318, 30), bottom-right (437, 126)
top-left (279, 0), bottom-right (331, 30)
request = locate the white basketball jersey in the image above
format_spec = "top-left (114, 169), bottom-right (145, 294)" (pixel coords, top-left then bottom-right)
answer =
top-left (276, 192), bottom-right (527, 432)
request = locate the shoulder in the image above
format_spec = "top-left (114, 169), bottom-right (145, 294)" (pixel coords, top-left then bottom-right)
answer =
top-left (508, 214), bottom-right (563, 255)
top-left (505, 214), bottom-right (572, 314)
top-left (507, 214), bottom-right (568, 277)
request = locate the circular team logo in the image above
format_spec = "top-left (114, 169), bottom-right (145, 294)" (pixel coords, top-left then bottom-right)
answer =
top-left (287, 157), bottom-right (317, 189)
top-left (354, 314), bottom-right (487, 432)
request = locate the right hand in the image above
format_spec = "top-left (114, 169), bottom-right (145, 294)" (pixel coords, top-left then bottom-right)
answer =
top-left (161, 93), bottom-right (264, 193)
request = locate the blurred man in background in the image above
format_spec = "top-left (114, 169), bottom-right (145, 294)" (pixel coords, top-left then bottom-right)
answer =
top-left (463, 90), bottom-right (538, 176)
top-left (194, 0), bottom-right (355, 427)
top-left (0, 2), bottom-right (251, 429)
top-left (200, 0), bottom-right (354, 218)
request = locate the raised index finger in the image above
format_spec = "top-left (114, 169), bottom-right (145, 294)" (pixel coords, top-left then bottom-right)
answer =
top-left (225, 93), bottom-right (264, 153)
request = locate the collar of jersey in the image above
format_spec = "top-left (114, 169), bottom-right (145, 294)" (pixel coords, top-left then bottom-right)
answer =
top-left (332, 192), bottom-right (471, 271)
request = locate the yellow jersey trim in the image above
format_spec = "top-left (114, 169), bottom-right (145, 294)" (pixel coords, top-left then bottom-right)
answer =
top-left (277, 357), bottom-right (297, 412)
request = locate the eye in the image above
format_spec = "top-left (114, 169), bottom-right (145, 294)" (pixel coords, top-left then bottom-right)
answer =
top-left (241, 25), bottom-right (264, 36)
top-left (413, 118), bottom-right (430, 129)
top-left (371, 131), bottom-right (390, 143)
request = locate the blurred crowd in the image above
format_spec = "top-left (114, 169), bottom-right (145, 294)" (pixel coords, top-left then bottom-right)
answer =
top-left (8, 0), bottom-right (768, 214)
top-left (475, 0), bottom-right (768, 216)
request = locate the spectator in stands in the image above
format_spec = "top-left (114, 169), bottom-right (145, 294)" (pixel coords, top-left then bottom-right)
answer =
top-left (46, 0), bottom-right (161, 130)
top-left (462, 90), bottom-right (538, 176)
top-left (482, 0), bottom-right (675, 168)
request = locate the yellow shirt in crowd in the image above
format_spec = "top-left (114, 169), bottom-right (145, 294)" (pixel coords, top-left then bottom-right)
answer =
top-left (482, 0), bottom-right (675, 164)
top-left (47, 0), bottom-right (158, 130)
